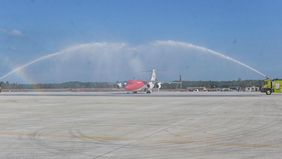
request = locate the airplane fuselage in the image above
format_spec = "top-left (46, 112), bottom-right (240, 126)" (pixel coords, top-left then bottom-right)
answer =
top-left (125, 80), bottom-right (146, 92)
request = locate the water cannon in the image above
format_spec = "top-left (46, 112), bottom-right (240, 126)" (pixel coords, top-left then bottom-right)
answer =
top-left (264, 75), bottom-right (273, 80)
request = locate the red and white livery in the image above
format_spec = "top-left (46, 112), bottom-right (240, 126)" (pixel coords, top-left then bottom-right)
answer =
top-left (119, 69), bottom-right (161, 93)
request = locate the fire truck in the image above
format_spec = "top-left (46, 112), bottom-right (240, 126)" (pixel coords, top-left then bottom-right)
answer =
top-left (261, 79), bottom-right (282, 95)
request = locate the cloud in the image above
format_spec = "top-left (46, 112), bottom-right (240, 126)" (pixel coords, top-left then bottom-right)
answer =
top-left (10, 29), bottom-right (23, 36)
top-left (0, 28), bottom-right (24, 37)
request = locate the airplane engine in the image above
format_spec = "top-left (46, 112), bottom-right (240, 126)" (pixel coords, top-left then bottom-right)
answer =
top-left (147, 82), bottom-right (154, 89)
top-left (155, 82), bottom-right (162, 89)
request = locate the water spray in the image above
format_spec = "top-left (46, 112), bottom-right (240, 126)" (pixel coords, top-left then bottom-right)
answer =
top-left (154, 40), bottom-right (268, 78)
top-left (0, 42), bottom-right (127, 81)
top-left (0, 40), bottom-right (268, 81)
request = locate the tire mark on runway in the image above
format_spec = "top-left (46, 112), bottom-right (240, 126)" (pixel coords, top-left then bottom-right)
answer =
top-left (91, 101), bottom-right (224, 159)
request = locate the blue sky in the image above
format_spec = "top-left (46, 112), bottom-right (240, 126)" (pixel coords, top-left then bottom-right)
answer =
top-left (0, 0), bottom-right (282, 82)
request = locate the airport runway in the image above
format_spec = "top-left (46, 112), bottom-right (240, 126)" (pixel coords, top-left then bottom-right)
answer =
top-left (0, 92), bottom-right (281, 159)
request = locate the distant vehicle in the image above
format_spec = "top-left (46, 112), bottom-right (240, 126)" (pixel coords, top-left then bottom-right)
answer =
top-left (261, 79), bottom-right (282, 95)
top-left (117, 69), bottom-right (161, 94)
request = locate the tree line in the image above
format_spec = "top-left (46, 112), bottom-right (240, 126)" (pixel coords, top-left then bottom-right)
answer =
top-left (0, 80), bottom-right (264, 90)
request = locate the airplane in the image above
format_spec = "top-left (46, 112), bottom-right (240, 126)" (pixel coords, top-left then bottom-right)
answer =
top-left (117, 69), bottom-right (161, 94)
